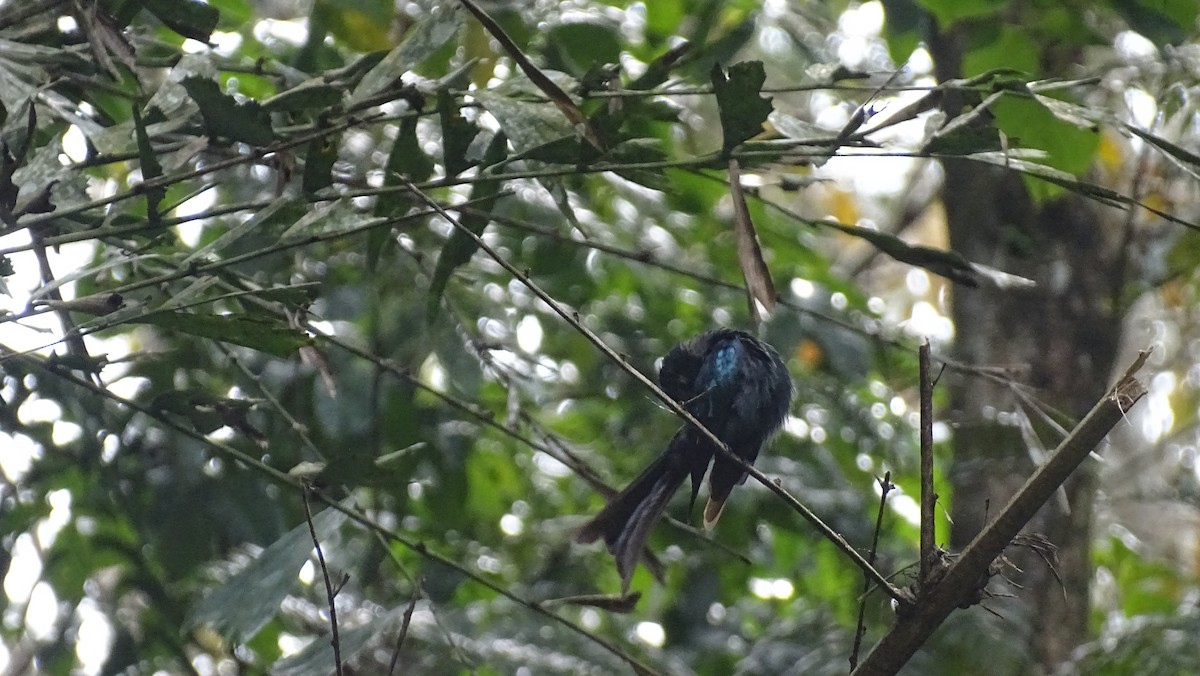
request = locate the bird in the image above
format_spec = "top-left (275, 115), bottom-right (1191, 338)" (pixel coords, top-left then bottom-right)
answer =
top-left (576, 328), bottom-right (793, 590)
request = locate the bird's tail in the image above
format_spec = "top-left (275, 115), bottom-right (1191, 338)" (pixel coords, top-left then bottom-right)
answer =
top-left (576, 434), bottom-right (696, 590)
top-left (703, 452), bottom-right (751, 529)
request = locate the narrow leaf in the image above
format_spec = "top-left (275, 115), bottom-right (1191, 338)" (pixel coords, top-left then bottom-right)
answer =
top-left (386, 111), bottom-right (435, 183)
top-left (301, 134), bottom-right (339, 194)
top-left (965, 152), bottom-right (1200, 231)
top-left (427, 131), bottom-right (508, 316)
top-left (182, 196), bottom-right (290, 265)
top-left (438, 89), bottom-right (478, 177)
top-left (728, 159), bottom-right (776, 326)
top-left (133, 312), bottom-right (311, 357)
top-left (350, 7), bottom-right (461, 104)
top-left (185, 506), bottom-right (347, 643)
top-left (1126, 125), bottom-right (1200, 180)
top-left (131, 105), bottom-right (165, 224)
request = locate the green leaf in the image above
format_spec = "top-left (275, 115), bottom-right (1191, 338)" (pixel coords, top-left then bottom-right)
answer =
top-left (916, 0), bottom-right (1006, 25)
top-left (991, 95), bottom-right (1100, 200)
top-left (473, 89), bottom-right (574, 153)
top-left (350, 6), bottom-right (462, 103)
top-left (133, 312), bottom-right (311, 357)
top-left (1111, 0), bottom-right (1194, 45)
top-left (185, 506), bottom-right (347, 643)
top-left (182, 196), bottom-right (290, 265)
top-left (438, 89), bottom-right (478, 177)
top-left (542, 19), bottom-right (622, 77)
top-left (181, 77), bottom-right (274, 146)
top-left (314, 0), bottom-right (392, 53)
top-left (131, 105), bottom-right (165, 223)
top-left (710, 61), bottom-right (773, 155)
top-left (141, 0), bottom-right (220, 42)
top-left (882, 0), bottom-right (923, 65)
top-left (302, 134), bottom-right (339, 194)
top-left (374, 111), bottom-right (434, 219)
top-left (961, 25), bottom-right (1040, 77)
top-left (427, 131), bottom-right (508, 316)
top-left (207, 0), bottom-right (252, 29)
top-left (386, 112), bottom-right (435, 183)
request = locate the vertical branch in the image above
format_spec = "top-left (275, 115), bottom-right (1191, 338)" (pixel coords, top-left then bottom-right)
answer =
top-left (918, 339), bottom-right (936, 591)
top-left (387, 585), bottom-right (421, 675)
top-left (303, 483), bottom-right (343, 676)
top-left (850, 471), bottom-right (893, 671)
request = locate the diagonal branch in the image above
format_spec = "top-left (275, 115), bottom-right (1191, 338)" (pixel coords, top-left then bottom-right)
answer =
top-left (851, 350), bottom-right (1149, 676)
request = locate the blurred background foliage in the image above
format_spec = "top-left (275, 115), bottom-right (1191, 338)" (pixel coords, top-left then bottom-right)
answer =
top-left (0, 0), bottom-right (1197, 674)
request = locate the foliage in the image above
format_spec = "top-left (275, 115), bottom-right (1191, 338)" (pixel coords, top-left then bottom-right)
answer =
top-left (0, 0), bottom-right (1197, 674)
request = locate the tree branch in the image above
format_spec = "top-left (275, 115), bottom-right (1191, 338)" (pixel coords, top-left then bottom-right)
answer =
top-left (851, 350), bottom-right (1149, 676)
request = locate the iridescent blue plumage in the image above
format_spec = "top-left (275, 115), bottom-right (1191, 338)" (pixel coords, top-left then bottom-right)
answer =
top-left (577, 329), bottom-right (793, 590)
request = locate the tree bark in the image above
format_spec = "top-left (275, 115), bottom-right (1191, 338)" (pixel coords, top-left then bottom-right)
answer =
top-left (929, 21), bottom-right (1127, 675)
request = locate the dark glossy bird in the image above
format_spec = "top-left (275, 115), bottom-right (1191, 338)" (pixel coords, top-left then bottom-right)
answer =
top-left (576, 329), bottom-right (793, 590)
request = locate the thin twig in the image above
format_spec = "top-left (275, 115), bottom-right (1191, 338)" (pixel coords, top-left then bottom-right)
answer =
top-left (387, 586), bottom-right (421, 675)
top-left (850, 471), bottom-right (893, 671)
top-left (302, 484), bottom-right (343, 676)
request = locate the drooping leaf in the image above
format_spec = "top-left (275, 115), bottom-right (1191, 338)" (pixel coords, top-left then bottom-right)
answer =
top-left (710, 61), bottom-right (773, 155)
top-left (438, 89), bottom-right (478, 177)
top-left (426, 131), bottom-right (509, 316)
top-left (131, 105), bottom-right (165, 224)
top-left (301, 133), bottom-right (339, 194)
top-left (181, 77), bottom-right (274, 146)
top-left (375, 108), bottom-right (433, 220)
top-left (727, 159), bottom-right (776, 326)
top-left (386, 110), bottom-right (434, 183)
